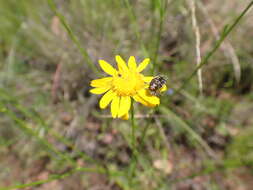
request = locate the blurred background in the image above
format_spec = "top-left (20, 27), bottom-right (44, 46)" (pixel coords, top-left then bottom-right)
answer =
top-left (1, 0), bottom-right (253, 189)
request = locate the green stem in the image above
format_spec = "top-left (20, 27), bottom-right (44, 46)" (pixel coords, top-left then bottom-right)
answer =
top-left (47, 0), bottom-right (99, 74)
top-left (131, 100), bottom-right (136, 150)
top-left (129, 100), bottom-right (138, 185)
top-left (124, 0), bottom-right (148, 57)
top-left (151, 0), bottom-right (168, 75)
top-left (140, 123), bottom-right (150, 148)
top-left (1, 166), bottom-right (105, 190)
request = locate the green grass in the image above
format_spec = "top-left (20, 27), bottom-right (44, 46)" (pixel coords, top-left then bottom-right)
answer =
top-left (1, 0), bottom-right (253, 189)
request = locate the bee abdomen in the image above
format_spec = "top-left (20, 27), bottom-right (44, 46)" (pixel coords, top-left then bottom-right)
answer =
top-left (148, 76), bottom-right (167, 95)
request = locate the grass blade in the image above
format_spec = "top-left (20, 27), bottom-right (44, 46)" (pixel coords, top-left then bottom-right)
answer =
top-left (47, 0), bottom-right (99, 74)
top-left (159, 106), bottom-right (217, 159)
top-left (174, 1), bottom-right (253, 95)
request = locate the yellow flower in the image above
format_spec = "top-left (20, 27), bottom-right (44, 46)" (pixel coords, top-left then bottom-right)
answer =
top-left (90, 55), bottom-right (167, 120)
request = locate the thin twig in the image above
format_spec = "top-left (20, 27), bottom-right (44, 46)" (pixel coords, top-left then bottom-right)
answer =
top-left (99, 114), bottom-right (176, 119)
top-left (188, 0), bottom-right (203, 95)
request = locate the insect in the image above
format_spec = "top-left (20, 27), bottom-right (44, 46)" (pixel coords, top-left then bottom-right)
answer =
top-left (148, 75), bottom-right (167, 96)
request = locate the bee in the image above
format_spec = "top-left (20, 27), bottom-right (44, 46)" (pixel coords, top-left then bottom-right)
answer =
top-left (148, 75), bottom-right (167, 96)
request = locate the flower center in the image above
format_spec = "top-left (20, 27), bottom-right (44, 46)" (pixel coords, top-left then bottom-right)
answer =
top-left (112, 72), bottom-right (145, 96)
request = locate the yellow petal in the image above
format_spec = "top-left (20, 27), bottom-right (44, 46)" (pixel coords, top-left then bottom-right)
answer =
top-left (118, 96), bottom-right (131, 117)
top-left (115, 55), bottom-right (128, 74)
top-left (90, 87), bottom-right (110, 94)
top-left (138, 89), bottom-right (160, 105)
top-left (128, 56), bottom-right (137, 71)
top-left (121, 113), bottom-right (129, 120)
top-left (90, 77), bottom-right (112, 88)
top-left (111, 96), bottom-right (120, 118)
top-left (99, 60), bottom-right (117, 76)
top-left (133, 94), bottom-right (156, 107)
top-left (160, 85), bottom-right (167, 92)
top-left (143, 76), bottom-right (154, 83)
top-left (99, 90), bottom-right (116, 109)
top-left (137, 58), bottom-right (150, 72)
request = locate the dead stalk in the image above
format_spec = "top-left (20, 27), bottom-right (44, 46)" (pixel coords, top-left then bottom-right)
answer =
top-left (188, 0), bottom-right (203, 95)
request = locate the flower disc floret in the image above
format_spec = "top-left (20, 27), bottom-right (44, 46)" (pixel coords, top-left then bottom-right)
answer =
top-left (112, 72), bottom-right (145, 96)
top-left (90, 55), bottom-right (167, 120)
